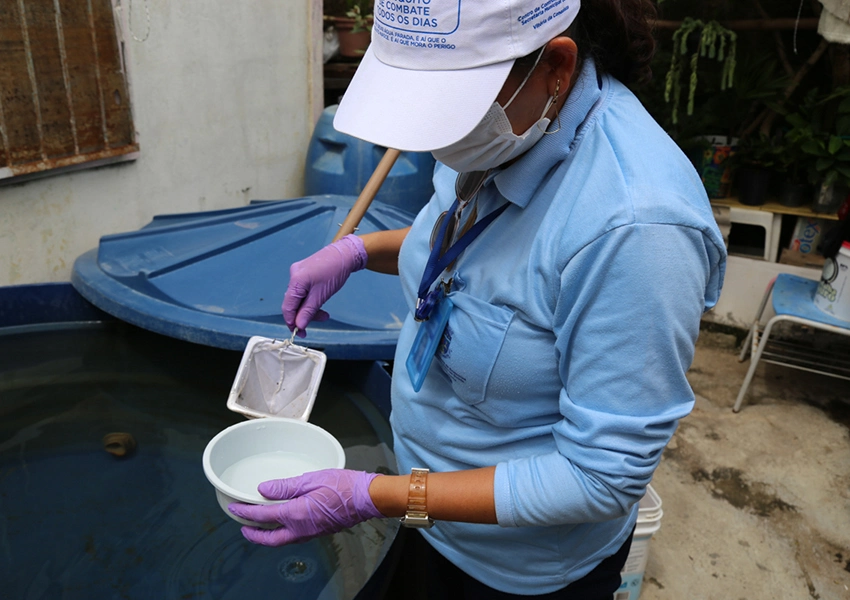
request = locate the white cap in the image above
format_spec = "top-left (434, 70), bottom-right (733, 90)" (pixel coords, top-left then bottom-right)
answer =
top-left (333, 0), bottom-right (582, 152)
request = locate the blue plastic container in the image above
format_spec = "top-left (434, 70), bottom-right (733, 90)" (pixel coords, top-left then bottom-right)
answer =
top-left (304, 105), bottom-right (436, 216)
top-left (71, 195), bottom-right (415, 359)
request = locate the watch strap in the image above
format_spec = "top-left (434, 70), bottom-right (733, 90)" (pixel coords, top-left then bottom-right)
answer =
top-left (400, 468), bottom-right (435, 528)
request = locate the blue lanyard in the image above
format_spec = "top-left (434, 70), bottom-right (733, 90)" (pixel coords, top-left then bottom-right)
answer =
top-left (415, 199), bottom-right (509, 320)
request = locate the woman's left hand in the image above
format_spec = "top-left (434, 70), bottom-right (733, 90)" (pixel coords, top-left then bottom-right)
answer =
top-left (228, 469), bottom-right (385, 546)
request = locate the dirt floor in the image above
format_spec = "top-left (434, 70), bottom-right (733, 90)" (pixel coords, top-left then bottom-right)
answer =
top-left (641, 329), bottom-right (850, 600)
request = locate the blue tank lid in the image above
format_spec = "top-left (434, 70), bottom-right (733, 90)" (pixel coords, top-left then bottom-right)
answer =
top-left (71, 195), bottom-right (414, 359)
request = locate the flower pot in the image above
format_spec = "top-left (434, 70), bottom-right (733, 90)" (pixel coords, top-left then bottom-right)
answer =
top-left (778, 182), bottom-right (810, 208)
top-left (329, 16), bottom-right (371, 58)
top-left (813, 182), bottom-right (850, 214)
top-left (737, 167), bottom-right (771, 206)
top-left (688, 135), bottom-right (737, 199)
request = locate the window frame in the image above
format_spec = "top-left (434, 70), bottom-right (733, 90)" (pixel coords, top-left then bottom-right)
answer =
top-left (0, 0), bottom-right (138, 186)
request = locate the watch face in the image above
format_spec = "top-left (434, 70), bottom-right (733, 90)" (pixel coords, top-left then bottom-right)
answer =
top-left (823, 257), bottom-right (838, 284)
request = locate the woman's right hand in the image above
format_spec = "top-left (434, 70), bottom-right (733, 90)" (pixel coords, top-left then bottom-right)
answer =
top-left (282, 234), bottom-right (367, 337)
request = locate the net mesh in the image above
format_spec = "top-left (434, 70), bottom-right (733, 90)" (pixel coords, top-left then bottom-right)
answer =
top-left (235, 339), bottom-right (321, 419)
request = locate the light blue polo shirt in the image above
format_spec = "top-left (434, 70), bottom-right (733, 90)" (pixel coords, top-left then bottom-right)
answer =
top-left (390, 59), bottom-right (726, 594)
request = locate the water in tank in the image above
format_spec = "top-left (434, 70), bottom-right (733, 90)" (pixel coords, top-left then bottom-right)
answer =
top-left (0, 291), bottom-right (399, 599)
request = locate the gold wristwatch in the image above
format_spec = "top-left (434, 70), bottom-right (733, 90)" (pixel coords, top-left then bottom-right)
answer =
top-left (399, 468), bottom-right (435, 529)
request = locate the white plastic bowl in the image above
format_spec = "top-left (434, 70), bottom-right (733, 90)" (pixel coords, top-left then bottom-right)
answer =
top-left (202, 417), bottom-right (345, 527)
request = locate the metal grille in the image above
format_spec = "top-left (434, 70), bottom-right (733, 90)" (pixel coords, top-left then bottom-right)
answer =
top-left (0, 0), bottom-right (137, 182)
top-left (759, 334), bottom-right (850, 381)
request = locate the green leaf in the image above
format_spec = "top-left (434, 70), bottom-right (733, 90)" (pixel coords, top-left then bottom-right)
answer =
top-left (829, 136), bottom-right (844, 154)
top-left (816, 157), bottom-right (835, 171)
top-left (837, 116), bottom-right (850, 136)
top-left (803, 140), bottom-right (828, 156)
top-left (786, 114), bottom-right (808, 129)
top-left (835, 164), bottom-right (850, 180)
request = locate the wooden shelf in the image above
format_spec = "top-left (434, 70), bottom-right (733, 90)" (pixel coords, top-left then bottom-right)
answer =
top-left (710, 197), bottom-right (840, 221)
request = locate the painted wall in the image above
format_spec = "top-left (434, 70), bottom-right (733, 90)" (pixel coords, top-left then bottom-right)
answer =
top-left (0, 0), bottom-right (323, 286)
top-left (703, 256), bottom-right (822, 329)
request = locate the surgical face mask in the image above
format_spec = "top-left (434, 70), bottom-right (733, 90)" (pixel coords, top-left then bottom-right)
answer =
top-left (432, 50), bottom-right (556, 173)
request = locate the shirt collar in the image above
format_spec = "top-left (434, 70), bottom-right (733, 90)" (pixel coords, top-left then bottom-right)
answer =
top-left (494, 58), bottom-right (605, 208)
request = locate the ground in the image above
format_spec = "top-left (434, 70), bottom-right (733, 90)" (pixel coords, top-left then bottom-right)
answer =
top-left (641, 330), bottom-right (850, 600)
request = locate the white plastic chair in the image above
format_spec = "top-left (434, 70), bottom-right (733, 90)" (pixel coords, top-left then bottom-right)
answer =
top-left (735, 273), bottom-right (850, 412)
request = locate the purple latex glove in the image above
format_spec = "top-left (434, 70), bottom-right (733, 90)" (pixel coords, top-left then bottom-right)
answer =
top-left (228, 469), bottom-right (385, 546)
top-left (282, 234), bottom-right (368, 338)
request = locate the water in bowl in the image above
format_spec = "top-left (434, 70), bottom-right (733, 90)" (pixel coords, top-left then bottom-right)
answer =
top-left (222, 451), bottom-right (325, 502)
top-left (0, 321), bottom-right (398, 600)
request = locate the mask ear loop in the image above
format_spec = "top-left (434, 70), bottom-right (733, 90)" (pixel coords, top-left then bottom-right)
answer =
top-left (503, 47), bottom-right (546, 110)
top-left (542, 78), bottom-right (562, 135)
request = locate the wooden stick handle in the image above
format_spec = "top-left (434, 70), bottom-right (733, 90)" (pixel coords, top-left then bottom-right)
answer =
top-left (332, 148), bottom-right (402, 242)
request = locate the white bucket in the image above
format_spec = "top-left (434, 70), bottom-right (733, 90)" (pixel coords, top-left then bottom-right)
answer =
top-left (814, 241), bottom-right (850, 322)
top-left (617, 485), bottom-right (663, 600)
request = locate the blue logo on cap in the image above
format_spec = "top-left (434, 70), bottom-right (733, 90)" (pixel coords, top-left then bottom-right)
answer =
top-left (374, 0), bottom-right (461, 36)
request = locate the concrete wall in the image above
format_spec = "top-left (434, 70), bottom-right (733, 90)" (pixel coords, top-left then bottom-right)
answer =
top-left (0, 0), bottom-right (323, 286)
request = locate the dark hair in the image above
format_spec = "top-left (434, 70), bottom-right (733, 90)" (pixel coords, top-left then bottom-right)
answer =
top-left (573, 0), bottom-right (657, 85)
top-left (515, 0), bottom-right (658, 86)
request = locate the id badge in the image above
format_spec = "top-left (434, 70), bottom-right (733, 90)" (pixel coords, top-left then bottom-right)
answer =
top-left (406, 295), bottom-right (454, 393)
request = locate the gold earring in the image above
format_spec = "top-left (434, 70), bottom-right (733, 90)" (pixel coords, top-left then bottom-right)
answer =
top-left (544, 78), bottom-right (562, 135)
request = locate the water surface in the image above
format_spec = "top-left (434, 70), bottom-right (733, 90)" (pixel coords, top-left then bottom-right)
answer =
top-left (0, 322), bottom-right (397, 599)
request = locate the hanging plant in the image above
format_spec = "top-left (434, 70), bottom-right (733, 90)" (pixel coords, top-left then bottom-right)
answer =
top-left (664, 18), bottom-right (737, 125)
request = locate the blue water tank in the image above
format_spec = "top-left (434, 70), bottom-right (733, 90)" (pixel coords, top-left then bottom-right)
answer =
top-left (304, 105), bottom-right (436, 216)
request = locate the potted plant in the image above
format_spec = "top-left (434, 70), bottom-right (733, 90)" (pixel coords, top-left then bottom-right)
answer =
top-left (663, 18), bottom-right (737, 126)
top-left (783, 87), bottom-right (850, 213)
top-left (682, 135), bottom-right (737, 200)
top-left (325, 0), bottom-right (373, 59)
top-left (774, 110), bottom-right (816, 208)
top-left (648, 4), bottom-right (825, 205)
top-left (662, 39), bottom-right (785, 201)
top-left (727, 134), bottom-right (777, 206)
top-left (772, 132), bottom-right (812, 208)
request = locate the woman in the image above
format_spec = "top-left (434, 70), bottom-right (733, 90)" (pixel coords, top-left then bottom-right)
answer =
top-left (228, 1), bottom-right (727, 597)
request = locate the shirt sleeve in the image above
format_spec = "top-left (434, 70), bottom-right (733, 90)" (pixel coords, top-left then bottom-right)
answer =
top-left (495, 222), bottom-right (721, 527)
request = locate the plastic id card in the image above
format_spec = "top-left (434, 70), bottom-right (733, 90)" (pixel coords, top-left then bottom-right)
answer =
top-left (405, 296), bottom-right (454, 393)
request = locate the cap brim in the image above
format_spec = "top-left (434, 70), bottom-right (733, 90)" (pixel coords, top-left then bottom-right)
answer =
top-left (333, 46), bottom-right (514, 153)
